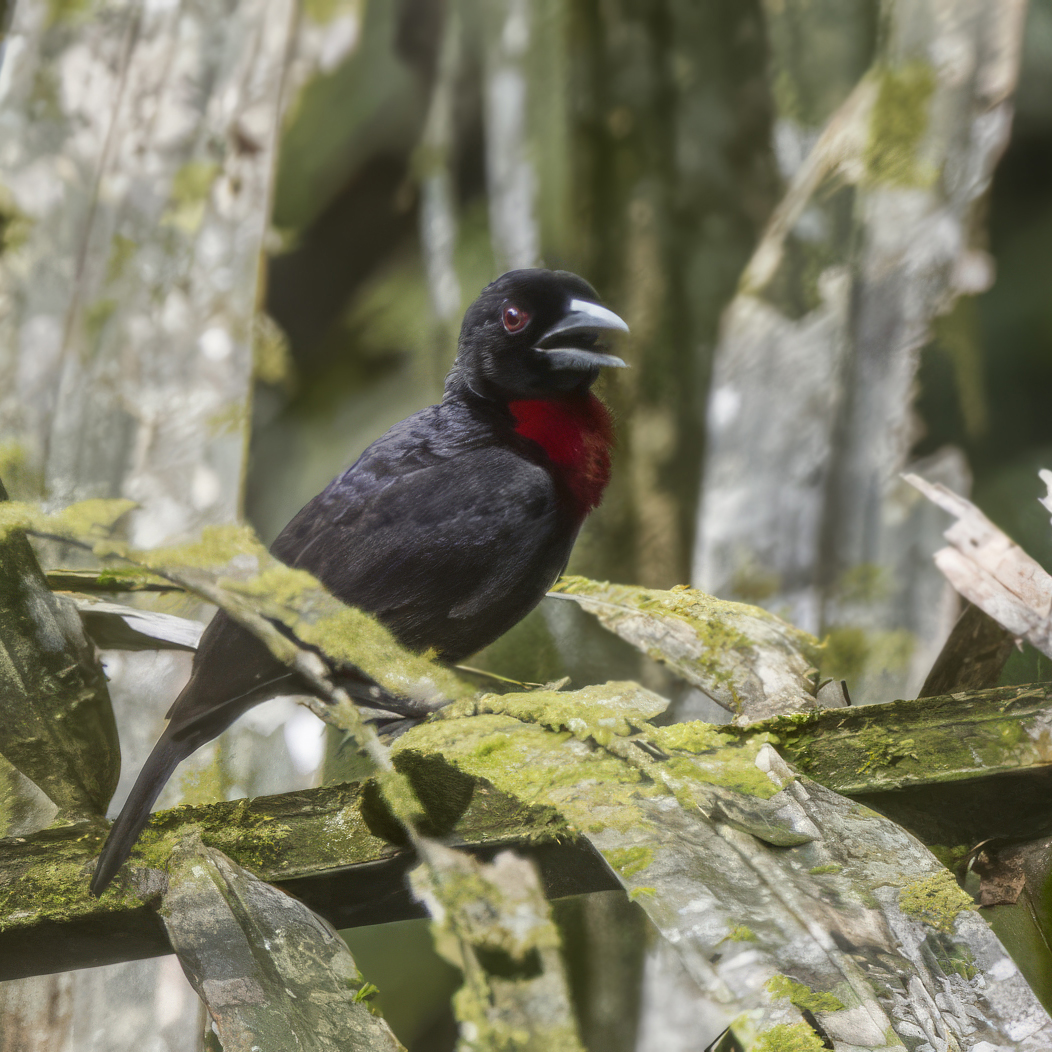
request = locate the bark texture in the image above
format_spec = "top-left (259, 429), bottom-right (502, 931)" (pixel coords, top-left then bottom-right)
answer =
top-left (550, 576), bottom-right (836, 721)
top-left (401, 686), bottom-right (1052, 1050)
top-left (694, 0), bottom-right (1026, 703)
top-left (163, 841), bottom-right (405, 1052)
top-left (2, 672), bottom-right (1051, 1047)
top-left (0, 480), bottom-right (117, 826)
top-left (0, 0), bottom-right (301, 1046)
top-left (909, 471), bottom-right (1052, 656)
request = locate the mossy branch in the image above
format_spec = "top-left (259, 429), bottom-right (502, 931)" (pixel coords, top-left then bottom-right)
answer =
top-left (0, 482), bottom-right (119, 823)
top-left (2, 499), bottom-right (585, 1047)
top-left (2, 676), bottom-right (1052, 1045)
top-left (549, 577), bottom-right (828, 721)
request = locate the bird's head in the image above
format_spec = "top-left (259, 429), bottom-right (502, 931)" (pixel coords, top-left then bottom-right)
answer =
top-left (449, 269), bottom-right (629, 401)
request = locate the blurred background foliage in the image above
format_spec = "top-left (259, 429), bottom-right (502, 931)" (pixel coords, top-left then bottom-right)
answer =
top-left (0, 0), bottom-right (1048, 1047)
top-left (248, 0), bottom-right (1052, 704)
top-left (913, 0), bottom-right (1052, 685)
top-left (237, 3), bottom-right (1052, 1044)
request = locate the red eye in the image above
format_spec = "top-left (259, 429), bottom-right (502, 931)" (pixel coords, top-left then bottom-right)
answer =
top-left (502, 304), bottom-right (530, 333)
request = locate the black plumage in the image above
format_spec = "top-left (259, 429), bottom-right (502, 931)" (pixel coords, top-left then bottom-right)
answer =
top-left (90, 268), bottom-right (628, 895)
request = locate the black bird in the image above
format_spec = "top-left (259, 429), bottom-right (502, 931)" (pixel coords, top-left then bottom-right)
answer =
top-left (90, 268), bottom-right (629, 895)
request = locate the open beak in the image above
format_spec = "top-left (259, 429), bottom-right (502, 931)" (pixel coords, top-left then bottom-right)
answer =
top-left (534, 299), bottom-right (630, 371)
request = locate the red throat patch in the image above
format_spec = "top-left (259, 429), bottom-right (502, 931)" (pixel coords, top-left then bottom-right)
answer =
top-left (508, 393), bottom-right (614, 518)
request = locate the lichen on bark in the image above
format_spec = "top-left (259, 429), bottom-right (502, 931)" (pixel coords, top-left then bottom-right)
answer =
top-left (549, 577), bottom-right (825, 721)
top-left (0, 482), bottom-right (119, 823)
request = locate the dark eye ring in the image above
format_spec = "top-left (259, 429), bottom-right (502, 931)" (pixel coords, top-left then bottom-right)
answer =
top-left (502, 304), bottom-right (530, 333)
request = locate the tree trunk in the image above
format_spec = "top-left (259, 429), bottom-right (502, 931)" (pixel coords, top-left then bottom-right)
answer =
top-left (694, 0), bottom-right (1026, 703)
top-left (0, 0), bottom-right (304, 1045)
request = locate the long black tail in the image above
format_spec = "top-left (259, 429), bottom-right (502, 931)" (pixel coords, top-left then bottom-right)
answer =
top-left (90, 734), bottom-right (188, 897)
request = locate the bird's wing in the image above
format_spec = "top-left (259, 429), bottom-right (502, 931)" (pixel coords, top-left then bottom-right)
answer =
top-left (164, 415), bottom-right (563, 737)
top-left (272, 444), bottom-right (568, 648)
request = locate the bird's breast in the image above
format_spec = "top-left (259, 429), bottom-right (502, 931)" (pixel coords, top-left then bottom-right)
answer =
top-left (507, 392), bottom-right (614, 518)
